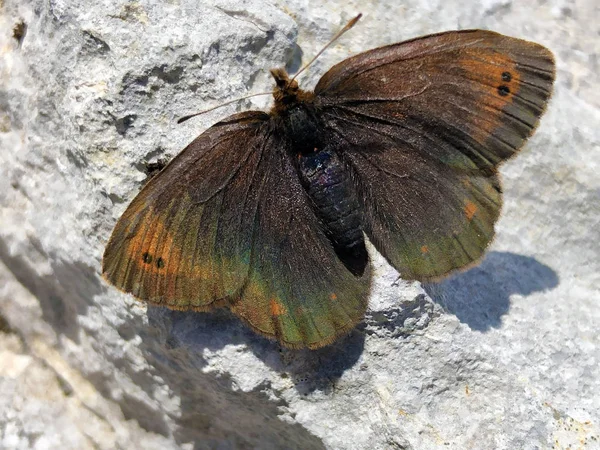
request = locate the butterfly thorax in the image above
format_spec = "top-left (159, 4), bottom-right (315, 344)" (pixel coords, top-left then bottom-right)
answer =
top-left (269, 69), bottom-right (325, 153)
top-left (268, 69), bottom-right (368, 276)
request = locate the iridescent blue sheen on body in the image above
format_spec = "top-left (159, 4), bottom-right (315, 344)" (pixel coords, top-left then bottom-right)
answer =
top-left (282, 104), bottom-right (367, 275)
top-left (298, 149), bottom-right (363, 252)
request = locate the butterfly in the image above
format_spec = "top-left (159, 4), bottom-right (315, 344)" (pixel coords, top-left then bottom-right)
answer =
top-left (102, 15), bottom-right (555, 349)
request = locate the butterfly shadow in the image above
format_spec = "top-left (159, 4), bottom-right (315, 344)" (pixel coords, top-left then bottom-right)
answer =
top-left (144, 305), bottom-right (366, 396)
top-left (106, 305), bottom-right (327, 448)
top-left (423, 251), bottom-right (559, 331)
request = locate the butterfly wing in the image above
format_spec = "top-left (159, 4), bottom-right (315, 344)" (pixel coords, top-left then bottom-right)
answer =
top-left (103, 111), bottom-right (271, 308)
top-left (103, 111), bottom-right (369, 348)
top-left (324, 120), bottom-right (503, 280)
top-left (314, 30), bottom-right (555, 280)
top-left (229, 134), bottom-right (370, 348)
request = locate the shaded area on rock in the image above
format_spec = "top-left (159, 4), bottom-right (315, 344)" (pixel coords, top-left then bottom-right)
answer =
top-left (145, 306), bottom-right (366, 395)
top-left (131, 307), bottom-right (326, 449)
top-left (424, 251), bottom-right (559, 331)
top-left (0, 238), bottom-right (105, 342)
top-left (142, 288), bottom-right (438, 396)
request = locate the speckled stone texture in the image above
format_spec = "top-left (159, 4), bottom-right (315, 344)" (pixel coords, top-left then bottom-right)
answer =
top-left (1, 0), bottom-right (599, 449)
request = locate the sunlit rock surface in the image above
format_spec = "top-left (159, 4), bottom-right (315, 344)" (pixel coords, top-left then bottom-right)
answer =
top-left (1, 0), bottom-right (598, 448)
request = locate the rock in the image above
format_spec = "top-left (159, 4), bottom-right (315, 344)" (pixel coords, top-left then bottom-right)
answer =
top-left (1, 0), bottom-right (599, 449)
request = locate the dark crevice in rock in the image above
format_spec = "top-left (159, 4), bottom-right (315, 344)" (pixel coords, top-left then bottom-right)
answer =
top-left (0, 312), bottom-right (13, 334)
top-left (115, 114), bottom-right (137, 135)
top-left (130, 148), bottom-right (172, 178)
top-left (119, 59), bottom-right (197, 100)
top-left (66, 148), bottom-right (88, 168)
top-left (150, 65), bottom-right (184, 84)
top-left (100, 190), bottom-right (125, 205)
top-left (81, 30), bottom-right (111, 54)
top-left (13, 19), bottom-right (27, 47)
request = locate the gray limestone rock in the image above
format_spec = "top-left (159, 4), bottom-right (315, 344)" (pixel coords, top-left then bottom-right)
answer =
top-left (0, 0), bottom-right (599, 449)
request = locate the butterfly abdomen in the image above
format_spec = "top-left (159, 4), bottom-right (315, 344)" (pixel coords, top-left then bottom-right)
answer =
top-left (298, 148), bottom-right (368, 276)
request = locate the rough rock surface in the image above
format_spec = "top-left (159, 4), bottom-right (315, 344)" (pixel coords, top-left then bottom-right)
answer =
top-left (1, 0), bottom-right (599, 449)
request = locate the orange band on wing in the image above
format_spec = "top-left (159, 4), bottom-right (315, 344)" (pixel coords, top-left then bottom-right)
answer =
top-left (456, 50), bottom-right (519, 137)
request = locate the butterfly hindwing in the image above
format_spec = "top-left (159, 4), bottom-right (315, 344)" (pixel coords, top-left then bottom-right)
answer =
top-left (229, 134), bottom-right (370, 348)
top-left (315, 30), bottom-right (555, 280)
top-left (327, 118), bottom-right (502, 280)
top-left (103, 112), bottom-right (369, 348)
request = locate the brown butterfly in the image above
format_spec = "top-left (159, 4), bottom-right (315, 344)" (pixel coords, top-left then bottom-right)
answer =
top-left (102, 15), bottom-right (555, 349)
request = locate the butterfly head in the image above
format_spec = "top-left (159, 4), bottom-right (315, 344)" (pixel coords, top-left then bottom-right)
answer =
top-left (270, 68), bottom-right (314, 115)
top-left (270, 68), bottom-right (298, 99)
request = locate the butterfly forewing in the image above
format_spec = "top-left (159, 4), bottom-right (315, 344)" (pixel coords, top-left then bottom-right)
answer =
top-left (102, 111), bottom-right (270, 309)
top-left (316, 30), bottom-right (555, 171)
top-left (315, 30), bottom-right (555, 280)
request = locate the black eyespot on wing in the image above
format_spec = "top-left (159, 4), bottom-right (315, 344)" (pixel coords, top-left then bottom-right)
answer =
top-left (142, 252), bottom-right (153, 264)
top-left (501, 71), bottom-right (512, 82)
top-left (497, 85), bottom-right (510, 96)
top-left (156, 257), bottom-right (165, 269)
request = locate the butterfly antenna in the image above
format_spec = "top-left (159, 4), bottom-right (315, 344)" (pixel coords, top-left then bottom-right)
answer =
top-left (177, 91), bottom-right (272, 124)
top-left (289, 13), bottom-right (362, 84)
